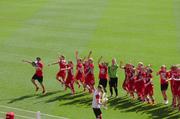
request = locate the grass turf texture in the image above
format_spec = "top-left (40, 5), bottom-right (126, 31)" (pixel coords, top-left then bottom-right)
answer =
top-left (0, 0), bottom-right (180, 119)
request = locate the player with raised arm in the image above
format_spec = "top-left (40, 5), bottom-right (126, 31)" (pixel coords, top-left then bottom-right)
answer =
top-left (48, 55), bottom-right (67, 86)
top-left (84, 51), bottom-right (95, 93)
top-left (98, 56), bottom-right (108, 92)
top-left (22, 57), bottom-right (46, 95)
top-left (75, 51), bottom-right (85, 88)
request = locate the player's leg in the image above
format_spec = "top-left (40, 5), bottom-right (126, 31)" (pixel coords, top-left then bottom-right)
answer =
top-left (144, 87), bottom-right (149, 103)
top-left (114, 78), bottom-right (118, 97)
top-left (104, 79), bottom-right (107, 93)
top-left (129, 81), bottom-right (134, 99)
top-left (161, 83), bottom-right (168, 104)
top-left (93, 108), bottom-right (99, 119)
top-left (56, 72), bottom-right (63, 84)
top-left (97, 109), bottom-right (102, 119)
top-left (38, 77), bottom-right (46, 94)
top-left (40, 83), bottom-right (46, 94)
top-left (109, 79), bottom-right (113, 97)
top-left (31, 75), bottom-right (39, 91)
top-left (149, 85), bottom-right (155, 104)
top-left (70, 83), bottom-right (75, 95)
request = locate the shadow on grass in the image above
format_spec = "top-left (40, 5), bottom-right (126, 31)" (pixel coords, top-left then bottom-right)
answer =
top-left (57, 95), bottom-right (180, 118)
top-left (8, 94), bottom-right (36, 104)
top-left (45, 91), bottom-right (88, 103)
top-left (108, 96), bottom-right (180, 119)
top-left (8, 90), bottom-right (62, 104)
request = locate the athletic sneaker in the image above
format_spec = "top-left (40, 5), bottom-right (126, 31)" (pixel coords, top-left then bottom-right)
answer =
top-left (36, 87), bottom-right (39, 92)
top-left (164, 100), bottom-right (169, 105)
top-left (42, 90), bottom-right (46, 95)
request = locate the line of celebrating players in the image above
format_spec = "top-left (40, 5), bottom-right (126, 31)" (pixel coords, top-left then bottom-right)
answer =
top-left (22, 51), bottom-right (180, 111)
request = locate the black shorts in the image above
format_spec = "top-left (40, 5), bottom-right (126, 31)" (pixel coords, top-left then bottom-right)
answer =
top-left (109, 77), bottom-right (118, 88)
top-left (93, 108), bottom-right (102, 118)
top-left (161, 83), bottom-right (168, 91)
top-left (32, 74), bottom-right (43, 83)
top-left (99, 79), bottom-right (107, 89)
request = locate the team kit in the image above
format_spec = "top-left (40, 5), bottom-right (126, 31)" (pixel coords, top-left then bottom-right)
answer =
top-left (22, 51), bottom-right (180, 119)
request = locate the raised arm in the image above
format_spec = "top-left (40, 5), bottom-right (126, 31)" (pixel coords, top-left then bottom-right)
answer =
top-left (87, 51), bottom-right (92, 59)
top-left (48, 61), bottom-right (59, 66)
top-left (98, 56), bottom-right (103, 64)
top-left (82, 56), bottom-right (86, 63)
top-left (119, 61), bottom-right (125, 69)
top-left (75, 50), bottom-right (79, 61)
top-left (22, 59), bottom-right (32, 64)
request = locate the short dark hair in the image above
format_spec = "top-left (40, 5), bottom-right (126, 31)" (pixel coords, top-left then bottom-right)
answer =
top-left (36, 57), bottom-right (41, 61)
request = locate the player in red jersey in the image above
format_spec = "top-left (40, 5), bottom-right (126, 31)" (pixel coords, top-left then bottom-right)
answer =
top-left (157, 65), bottom-right (169, 104)
top-left (65, 61), bottom-right (75, 95)
top-left (177, 67), bottom-right (180, 111)
top-left (174, 67), bottom-right (180, 111)
top-left (87, 58), bottom-right (95, 92)
top-left (144, 67), bottom-right (155, 105)
top-left (120, 62), bottom-right (129, 95)
top-left (48, 55), bottom-right (67, 86)
top-left (169, 65), bottom-right (180, 109)
top-left (75, 51), bottom-right (85, 88)
top-left (127, 64), bottom-right (136, 99)
top-left (168, 65), bottom-right (178, 108)
top-left (98, 56), bottom-right (108, 92)
top-left (83, 51), bottom-right (95, 93)
top-left (135, 62), bottom-right (145, 101)
top-left (120, 62), bottom-right (133, 96)
top-left (22, 57), bottom-right (46, 94)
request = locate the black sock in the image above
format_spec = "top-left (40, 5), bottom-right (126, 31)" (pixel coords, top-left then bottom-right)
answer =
top-left (115, 88), bottom-right (118, 96)
top-left (110, 87), bottom-right (113, 96)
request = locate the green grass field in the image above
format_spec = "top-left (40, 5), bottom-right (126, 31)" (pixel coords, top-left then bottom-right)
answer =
top-left (0, 0), bottom-right (180, 119)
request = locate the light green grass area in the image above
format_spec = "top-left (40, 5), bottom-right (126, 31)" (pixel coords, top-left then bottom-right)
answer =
top-left (0, 0), bottom-right (180, 119)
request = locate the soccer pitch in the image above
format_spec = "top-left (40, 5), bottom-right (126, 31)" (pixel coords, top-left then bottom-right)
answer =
top-left (0, 0), bottom-right (180, 119)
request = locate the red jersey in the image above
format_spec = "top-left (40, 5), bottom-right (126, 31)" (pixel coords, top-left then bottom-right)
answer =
top-left (76, 63), bottom-right (83, 74)
top-left (87, 63), bottom-right (94, 76)
top-left (144, 73), bottom-right (152, 84)
top-left (35, 62), bottom-right (43, 77)
top-left (99, 64), bottom-right (108, 79)
top-left (67, 65), bottom-right (74, 80)
top-left (124, 67), bottom-right (131, 80)
top-left (59, 60), bottom-right (66, 71)
top-left (83, 62), bottom-right (89, 75)
top-left (136, 70), bottom-right (144, 81)
top-left (158, 70), bottom-right (169, 84)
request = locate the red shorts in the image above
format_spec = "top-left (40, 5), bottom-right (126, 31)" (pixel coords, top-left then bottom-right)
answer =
top-left (173, 81), bottom-right (180, 96)
top-left (135, 80), bottom-right (145, 94)
top-left (65, 77), bottom-right (74, 85)
top-left (85, 75), bottom-right (95, 86)
top-left (144, 84), bottom-right (153, 96)
top-left (170, 80), bottom-right (174, 94)
top-left (122, 79), bottom-right (128, 91)
top-left (128, 80), bottom-right (134, 92)
top-left (56, 71), bottom-right (66, 80)
top-left (178, 84), bottom-right (180, 97)
top-left (75, 72), bottom-right (84, 82)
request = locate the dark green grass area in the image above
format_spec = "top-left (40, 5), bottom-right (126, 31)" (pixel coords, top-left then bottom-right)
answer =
top-left (0, 0), bottom-right (180, 119)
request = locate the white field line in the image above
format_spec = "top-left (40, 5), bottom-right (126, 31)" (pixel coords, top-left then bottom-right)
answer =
top-left (0, 111), bottom-right (35, 119)
top-left (0, 105), bottom-right (69, 119)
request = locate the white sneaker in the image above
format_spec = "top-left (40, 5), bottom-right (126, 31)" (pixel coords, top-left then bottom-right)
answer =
top-left (164, 100), bottom-right (169, 105)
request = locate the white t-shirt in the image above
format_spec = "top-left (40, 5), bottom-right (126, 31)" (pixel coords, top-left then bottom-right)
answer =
top-left (92, 90), bottom-right (101, 108)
